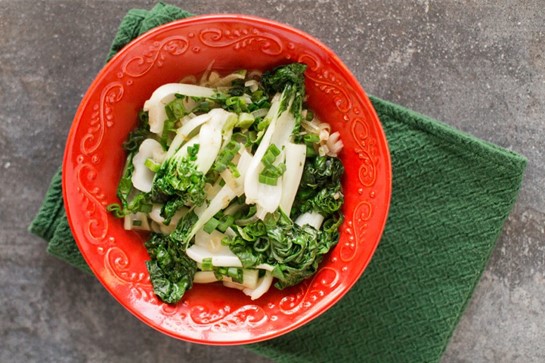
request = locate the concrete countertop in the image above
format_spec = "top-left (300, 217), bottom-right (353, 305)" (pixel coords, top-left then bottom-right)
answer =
top-left (1, 1), bottom-right (543, 362)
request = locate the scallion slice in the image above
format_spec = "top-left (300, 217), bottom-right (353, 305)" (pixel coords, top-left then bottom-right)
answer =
top-left (236, 112), bottom-right (255, 128)
top-left (203, 217), bottom-right (220, 234)
top-left (144, 158), bottom-right (161, 173)
top-left (201, 257), bottom-right (213, 271)
top-left (304, 133), bottom-right (320, 144)
top-left (227, 267), bottom-right (243, 283)
top-left (259, 173), bottom-right (279, 186)
top-left (217, 215), bottom-right (235, 233)
top-left (213, 141), bottom-right (241, 173)
top-left (260, 144), bottom-right (281, 166)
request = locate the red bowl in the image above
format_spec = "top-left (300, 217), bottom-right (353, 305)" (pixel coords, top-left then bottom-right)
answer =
top-left (63, 14), bottom-right (391, 345)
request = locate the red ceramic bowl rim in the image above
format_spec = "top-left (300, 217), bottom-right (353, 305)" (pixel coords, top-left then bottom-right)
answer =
top-left (63, 13), bottom-right (392, 344)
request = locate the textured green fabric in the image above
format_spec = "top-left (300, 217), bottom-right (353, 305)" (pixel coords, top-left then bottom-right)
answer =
top-left (248, 97), bottom-right (526, 362)
top-left (106, 2), bottom-right (191, 61)
top-left (29, 3), bottom-right (527, 363)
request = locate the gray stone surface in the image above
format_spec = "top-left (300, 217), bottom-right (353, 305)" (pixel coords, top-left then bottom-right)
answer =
top-left (1, 0), bottom-right (543, 362)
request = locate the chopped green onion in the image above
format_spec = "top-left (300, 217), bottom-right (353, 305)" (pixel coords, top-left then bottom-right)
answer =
top-left (213, 141), bottom-right (241, 173)
top-left (217, 215), bottom-right (235, 233)
top-left (225, 96), bottom-right (247, 113)
top-left (261, 144), bottom-right (281, 166)
top-left (236, 112), bottom-right (255, 128)
top-left (251, 89), bottom-right (264, 101)
top-left (214, 267), bottom-right (226, 280)
top-left (261, 154), bottom-right (275, 166)
top-left (259, 173), bottom-right (279, 186)
top-left (304, 133), bottom-right (320, 144)
top-left (305, 110), bottom-right (314, 121)
top-left (201, 258), bottom-right (213, 271)
top-left (276, 162), bottom-right (287, 175)
top-left (247, 130), bottom-right (258, 145)
top-left (203, 217), bottom-right (220, 234)
top-left (231, 132), bottom-right (248, 145)
top-left (306, 144), bottom-right (318, 157)
top-left (228, 163), bottom-right (240, 178)
top-left (223, 113), bottom-right (239, 132)
top-left (106, 203), bottom-right (124, 218)
top-left (144, 158), bottom-right (161, 173)
top-left (132, 220), bottom-right (142, 227)
top-left (260, 162), bottom-right (286, 177)
top-left (227, 267), bottom-right (243, 283)
top-left (214, 161), bottom-right (228, 173)
top-left (214, 210), bottom-right (225, 219)
top-left (258, 151), bottom-right (286, 185)
top-left (226, 140), bottom-right (241, 152)
top-left (257, 117), bottom-right (271, 131)
top-left (268, 144), bottom-right (281, 156)
top-left (214, 158), bottom-right (230, 173)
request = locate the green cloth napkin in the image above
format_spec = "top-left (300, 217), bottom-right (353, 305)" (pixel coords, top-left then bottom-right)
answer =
top-left (29, 3), bottom-right (527, 363)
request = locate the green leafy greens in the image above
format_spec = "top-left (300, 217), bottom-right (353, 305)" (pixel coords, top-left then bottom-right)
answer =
top-left (145, 233), bottom-right (197, 303)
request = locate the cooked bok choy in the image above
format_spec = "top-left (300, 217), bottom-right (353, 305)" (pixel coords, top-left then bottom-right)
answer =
top-left (107, 63), bottom-right (345, 304)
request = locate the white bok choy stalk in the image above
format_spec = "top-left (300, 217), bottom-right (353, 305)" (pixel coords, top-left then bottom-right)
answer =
top-left (243, 271), bottom-right (274, 300)
top-left (143, 83), bottom-right (216, 135)
top-left (242, 94), bottom-right (280, 203)
top-left (131, 138), bottom-right (165, 192)
top-left (193, 269), bottom-right (260, 290)
top-left (221, 149), bottom-right (252, 196)
top-left (165, 134), bottom-right (200, 165)
top-left (244, 94), bottom-right (296, 218)
top-left (187, 228), bottom-right (273, 270)
top-left (184, 183), bottom-right (237, 245)
top-left (243, 62), bottom-right (308, 220)
top-left (190, 235), bottom-right (264, 289)
top-left (123, 212), bottom-right (150, 231)
top-left (295, 211), bottom-right (325, 230)
top-left (155, 109), bottom-right (236, 198)
top-left (187, 229), bottom-right (240, 267)
top-left (148, 204), bottom-right (188, 235)
top-left (194, 229), bottom-right (229, 252)
top-left (193, 271), bottom-right (218, 284)
top-left (195, 109), bottom-right (237, 174)
top-left (166, 113), bottom-right (211, 158)
top-left (242, 93), bottom-right (281, 202)
top-left (279, 142), bottom-right (307, 216)
top-left (186, 243), bottom-right (242, 268)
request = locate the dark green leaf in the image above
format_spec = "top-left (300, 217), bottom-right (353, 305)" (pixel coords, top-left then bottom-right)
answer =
top-left (145, 233), bottom-right (197, 304)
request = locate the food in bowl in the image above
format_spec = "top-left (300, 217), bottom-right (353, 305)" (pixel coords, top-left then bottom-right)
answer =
top-left (63, 15), bottom-right (391, 343)
top-left (107, 63), bottom-right (345, 304)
